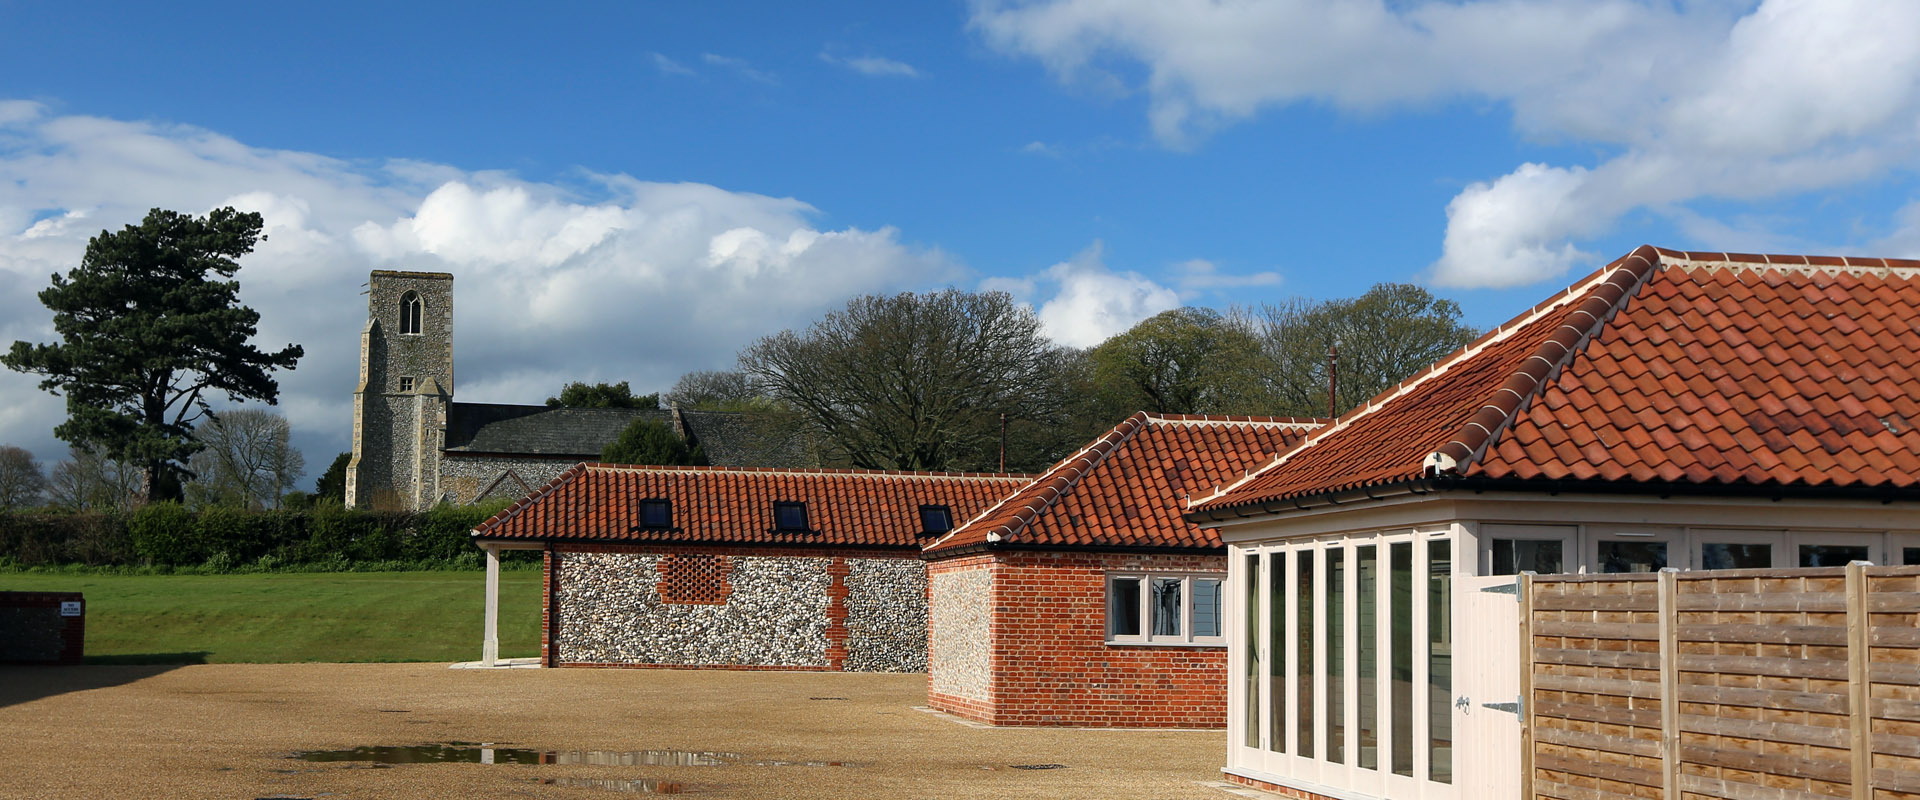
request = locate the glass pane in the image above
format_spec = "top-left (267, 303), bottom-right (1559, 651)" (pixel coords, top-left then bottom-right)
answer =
top-left (1491, 539), bottom-right (1563, 575)
top-left (1357, 545), bottom-right (1378, 770)
top-left (1327, 549), bottom-right (1345, 765)
top-left (1244, 554), bottom-right (1261, 749)
top-left (1269, 552), bottom-right (1287, 754)
top-left (1700, 543), bottom-right (1771, 570)
top-left (1801, 544), bottom-right (1869, 567)
top-left (1391, 542), bottom-right (1413, 777)
top-left (1906, 547), bottom-right (1920, 566)
top-left (1429, 540), bottom-right (1452, 784)
top-left (1192, 579), bottom-right (1222, 638)
top-left (1297, 549), bottom-right (1315, 759)
top-left (1151, 578), bottom-right (1183, 636)
top-left (1599, 541), bottom-right (1666, 573)
top-left (1110, 578), bottom-right (1141, 637)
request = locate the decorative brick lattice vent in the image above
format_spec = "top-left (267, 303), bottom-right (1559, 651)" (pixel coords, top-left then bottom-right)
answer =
top-left (656, 554), bottom-right (733, 604)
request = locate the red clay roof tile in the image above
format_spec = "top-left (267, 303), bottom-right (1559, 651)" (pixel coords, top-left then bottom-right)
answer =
top-left (925, 412), bottom-right (1320, 554)
top-left (1191, 246), bottom-right (1920, 514)
top-left (470, 464), bottom-right (1031, 547)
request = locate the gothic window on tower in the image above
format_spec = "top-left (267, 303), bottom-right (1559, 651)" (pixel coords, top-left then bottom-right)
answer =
top-left (400, 291), bottom-right (422, 334)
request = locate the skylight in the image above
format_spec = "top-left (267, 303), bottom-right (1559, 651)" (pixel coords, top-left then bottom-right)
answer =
top-left (774, 501), bottom-right (809, 532)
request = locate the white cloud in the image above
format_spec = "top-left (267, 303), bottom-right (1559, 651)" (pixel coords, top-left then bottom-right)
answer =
top-left (1018, 140), bottom-right (1060, 157)
top-left (990, 242), bottom-right (1179, 347)
top-left (650, 53), bottom-right (693, 76)
top-left (973, 0), bottom-right (1920, 286)
top-left (1173, 258), bottom-right (1280, 292)
top-left (701, 53), bottom-right (778, 84)
top-left (0, 104), bottom-right (952, 479)
top-left (820, 52), bottom-right (921, 78)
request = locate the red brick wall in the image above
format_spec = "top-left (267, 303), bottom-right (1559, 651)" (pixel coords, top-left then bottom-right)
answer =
top-left (0, 592), bottom-right (84, 665)
top-left (928, 550), bottom-right (1227, 728)
top-left (1224, 772), bottom-right (1342, 799)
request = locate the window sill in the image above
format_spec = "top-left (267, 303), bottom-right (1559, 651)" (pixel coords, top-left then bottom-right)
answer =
top-left (1104, 640), bottom-right (1227, 649)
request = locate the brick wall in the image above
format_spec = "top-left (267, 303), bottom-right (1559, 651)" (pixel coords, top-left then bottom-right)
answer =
top-left (545, 543), bottom-right (924, 672)
top-left (0, 592), bottom-right (84, 665)
top-left (927, 550), bottom-right (1227, 728)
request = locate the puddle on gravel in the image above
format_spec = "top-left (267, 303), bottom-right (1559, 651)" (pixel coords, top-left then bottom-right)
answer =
top-left (538, 777), bottom-right (696, 794)
top-left (292, 745), bottom-right (737, 766)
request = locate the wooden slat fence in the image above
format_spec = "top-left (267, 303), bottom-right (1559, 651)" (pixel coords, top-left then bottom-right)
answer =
top-left (1526, 564), bottom-right (1920, 800)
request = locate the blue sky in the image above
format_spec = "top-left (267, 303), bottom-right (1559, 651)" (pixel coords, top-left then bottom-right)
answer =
top-left (2, 0), bottom-right (1917, 479)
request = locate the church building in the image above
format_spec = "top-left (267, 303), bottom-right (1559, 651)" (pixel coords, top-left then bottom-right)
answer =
top-left (346, 270), bottom-right (814, 511)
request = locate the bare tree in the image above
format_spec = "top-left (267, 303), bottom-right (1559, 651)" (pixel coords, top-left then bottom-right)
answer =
top-left (740, 289), bottom-right (1074, 471)
top-left (0, 445), bottom-right (49, 509)
top-left (185, 409), bottom-right (305, 509)
top-left (47, 445), bottom-right (143, 513)
top-left (665, 370), bottom-right (767, 410)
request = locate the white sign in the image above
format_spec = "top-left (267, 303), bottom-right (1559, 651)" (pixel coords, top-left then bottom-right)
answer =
top-left (59, 601), bottom-right (82, 617)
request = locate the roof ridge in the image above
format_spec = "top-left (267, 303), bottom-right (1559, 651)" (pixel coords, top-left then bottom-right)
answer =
top-left (471, 462), bottom-right (590, 536)
top-left (1187, 246), bottom-right (1651, 511)
top-left (1656, 247), bottom-right (1920, 277)
top-left (1425, 244), bottom-right (1663, 475)
top-left (925, 412), bottom-right (1153, 552)
top-left (1144, 412), bottom-right (1328, 428)
top-left (576, 462), bottom-right (1033, 481)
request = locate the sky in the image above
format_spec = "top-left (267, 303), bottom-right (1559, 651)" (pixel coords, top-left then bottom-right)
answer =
top-left (2, 0), bottom-right (1918, 485)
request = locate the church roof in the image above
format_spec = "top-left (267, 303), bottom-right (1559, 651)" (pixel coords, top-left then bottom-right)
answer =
top-left (443, 403), bottom-right (816, 467)
top-left (1190, 245), bottom-right (1920, 518)
top-left (924, 412), bottom-right (1321, 556)
top-left (471, 463), bottom-right (1031, 548)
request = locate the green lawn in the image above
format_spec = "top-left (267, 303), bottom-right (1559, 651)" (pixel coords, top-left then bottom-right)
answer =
top-left (0, 570), bottom-right (544, 664)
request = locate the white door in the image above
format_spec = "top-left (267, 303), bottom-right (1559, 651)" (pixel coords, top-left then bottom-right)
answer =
top-left (1452, 574), bottom-right (1524, 800)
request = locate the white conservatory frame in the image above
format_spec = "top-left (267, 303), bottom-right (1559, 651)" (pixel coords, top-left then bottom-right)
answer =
top-left (1211, 490), bottom-right (1920, 800)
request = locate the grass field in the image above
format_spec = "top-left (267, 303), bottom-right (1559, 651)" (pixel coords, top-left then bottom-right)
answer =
top-left (0, 570), bottom-right (544, 664)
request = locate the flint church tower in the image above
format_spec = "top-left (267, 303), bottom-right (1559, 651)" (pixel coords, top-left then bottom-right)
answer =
top-left (346, 270), bottom-right (454, 510)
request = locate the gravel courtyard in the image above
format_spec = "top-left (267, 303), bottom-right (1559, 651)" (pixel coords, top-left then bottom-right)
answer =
top-left (0, 663), bottom-right (1239, 799)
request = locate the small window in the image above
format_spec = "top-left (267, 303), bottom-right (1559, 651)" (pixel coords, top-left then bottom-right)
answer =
top-left (919, 505), bottom-right (953, 535)
top-left (400, 291), bottom-right (423, 335)
top-left (774, 501), bottom-right (809, 532)
top-left (398, 376), bottom-right (415, 393)
top-left (640, 499), bottom-right (672, 529)
top-left (1107, 573), bottom-right (1224, 646)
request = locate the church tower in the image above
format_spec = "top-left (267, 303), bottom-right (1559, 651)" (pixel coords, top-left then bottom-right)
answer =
top-left (346, 270), bottom-right (453, 510)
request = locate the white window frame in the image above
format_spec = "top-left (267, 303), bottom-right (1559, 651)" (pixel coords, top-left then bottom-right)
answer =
top-left (1106, 572), bottom-right (1227, 646)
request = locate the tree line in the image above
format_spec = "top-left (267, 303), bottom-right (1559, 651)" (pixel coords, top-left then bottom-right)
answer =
top-left (655, 282), bottom-right (1476, 475)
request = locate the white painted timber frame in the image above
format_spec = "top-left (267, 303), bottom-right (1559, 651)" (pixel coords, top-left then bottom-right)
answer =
top-left (477, 541), bottom-right (544, 666)
top-left (1209, 490), bottom-right (1920, 800)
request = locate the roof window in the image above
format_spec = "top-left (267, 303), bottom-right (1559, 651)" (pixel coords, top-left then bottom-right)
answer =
top-left (919, 505), bottom-right (953, 536)
top-left (774, 501), bottom-right (810, 532)
top-left (640, 499), bottom-right (672, 529)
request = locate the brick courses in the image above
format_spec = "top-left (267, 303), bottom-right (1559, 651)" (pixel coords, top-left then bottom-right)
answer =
top-left (928, 551), bottom-right (1226, 728)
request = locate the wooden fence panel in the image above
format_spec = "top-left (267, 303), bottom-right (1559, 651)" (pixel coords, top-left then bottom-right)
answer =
top-left (1527, 566), bottom-right (1920, 800)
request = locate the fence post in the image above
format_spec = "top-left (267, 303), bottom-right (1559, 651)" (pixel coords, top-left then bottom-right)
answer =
top-left (1847, 561), bottom-right (1872, 800)
top-left (1657, 568), bottom-right (1681, 800)
top-left (1519, 572), bottom-right (1535, 800)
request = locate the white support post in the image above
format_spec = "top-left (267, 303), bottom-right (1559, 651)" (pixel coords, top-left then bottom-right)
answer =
top-left (482, 543), bottom-right (500, 666)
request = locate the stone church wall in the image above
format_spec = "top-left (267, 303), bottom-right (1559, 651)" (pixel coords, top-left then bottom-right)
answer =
top-left (549, 546), bottom-right (927, 672)
top-left (439, 455), bottom-right (577, 506)
top-left (348, 270), bottom-right (453, 511)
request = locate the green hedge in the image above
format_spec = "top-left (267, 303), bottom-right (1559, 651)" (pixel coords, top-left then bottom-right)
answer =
top-left (0, 502), bottom-right (530, 571)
